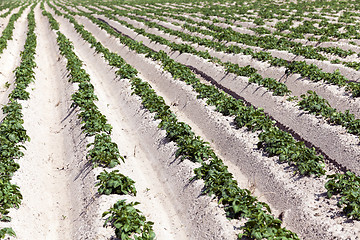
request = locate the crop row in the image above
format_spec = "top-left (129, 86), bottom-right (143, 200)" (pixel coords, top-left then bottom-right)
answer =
top-left (72, 3), bottom-right (292, 95)
top-left (201, 4), bottom-right (354, 40)
top-left (117, 3), bottom-right (360, 79)
top-left (0, 5), bottom-right (27, 54)
top-left (41, 3), bottom-right (156, 239)
top-left (133, 2), bottom-right (360, 64)
top-left (0, 1), bottom-right (19, 18)
top-left (136, 1), bottom-right (360, 43)
top-left (129, 5), bottom-right (359, 87)
top-left (52, 0), bottom-right (338, 238)
top-left (56, 0), bottom-right (360, 222)
top-left (136, 2), bottom-right (360, 71)
top-left (298, 91), bottom-right (360, 137)
top-left (0, 4), bottom-right (36, 239)
top-left (108, 2), bottom-right (359, 62)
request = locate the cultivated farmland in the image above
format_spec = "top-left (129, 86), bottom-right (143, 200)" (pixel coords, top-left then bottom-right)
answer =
top-left (0, 0), bottom-right (360, 239)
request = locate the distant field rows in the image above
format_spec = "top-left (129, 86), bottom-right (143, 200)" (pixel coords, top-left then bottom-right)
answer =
top-left (0, 1), bottom-right (359, 239)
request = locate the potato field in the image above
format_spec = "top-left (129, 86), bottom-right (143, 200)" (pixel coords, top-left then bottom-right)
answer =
top-left (0, 0), bottom-right (360, 239)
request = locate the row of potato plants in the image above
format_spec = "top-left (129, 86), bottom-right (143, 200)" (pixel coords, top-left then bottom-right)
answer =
top-left (0, 1), bottom-right (19, 18)
top-left (100, 3), bottom-right (345, 90)
top-left (77, 12), bottom-right (325, 175)
top-left (73, 4), bottom-right (360, 141)
top-left (130, 3), bottom-right (344, 45)
top-left (129, 2), bottom-right (360, 51)
top-left (224, 4), bottom-right (357, 41)
top-left (152, 0), bottom-right (360, 42)
top-left (0, 4), bottom-right (36, 239)
top-left (119, 3), bottom-right (358, 61)
top-left (58, 0), bottom-right (360, 222)
top-left (298, 91), bottom-right (360, 137)
top-left (0, 5), bottom-right (27, 54)
top-left (51, 2), bottom-right (301, 238)
top-left (240, 2), bottom-right (360, 41)
top-left (116, 4), bottom-right (360, 94)
top-left (104, 3), bottom-right (360, 124)
top-left (139, 0), bottom-right (359, 22)
top-left (41, 3), bottom-right (155, 239)
top-left (96, 3), bottom-right (340, 83)
top-left (137, 7), bottom-right (354, 81)
top-left (330, 58), bottom-right (360, 72)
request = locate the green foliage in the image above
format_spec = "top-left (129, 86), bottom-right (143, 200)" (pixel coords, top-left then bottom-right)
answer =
top-left (79, 107), bottom-right (113, 136)
top-left (87, 133), bottom-right (123, 168)
top-left (299, 91), bottom-right (360, 136)
top-left (258, 127), bottom-right (325, 176)
top-left (96, 170), bottom-right (136, 195)
top-left (40, 2), bottom-right (59, 30)
top-left (330, 59), bottom-right (341, 64)
top-left (240, 212), bottom-right (299, 239)
top-left (56, 32), bottom-right (114, 136)
top-left (346, 82), bottom-right (360, 97)
top-left (9, 9), bottom-right (37, 101)
top-left (0, 6), bottom-right (27, 55)
top-left (343, 61), bottom-right (360, 71)
top-left (326, 171), bottom-right (360, 220)
top-left (317, 46), bottom-right (355, 58)
top-left (0, 177), bottom-right (22, 220)
top-left (0, 228), bottom-right (15, 239)
top-left (71, 82), bottom-right (98, 107)
top-left (58, 0), bottom-right (360, 230)
top-left (81, 6), bottom-right (292, 97)
top-left (235, 106), bottom-right (274, 132)
top-left (298, 90), bottom-right (333, 116)
top-left (253, 17), bottom-right (265, 25)
top-left (92, 1), bottom-right (360, 99)
top-left (103, 200), bottom-right (156, 240)
top-left (251, 27), bottom-right (271, 35)
top-left (129, 76), bottom-right (299, 238)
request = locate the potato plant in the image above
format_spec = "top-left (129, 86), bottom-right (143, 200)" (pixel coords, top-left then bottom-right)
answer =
top-left (96, 170), bottom-right (137, 196)
top-left (103, 200), bottom-right (156, 240)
